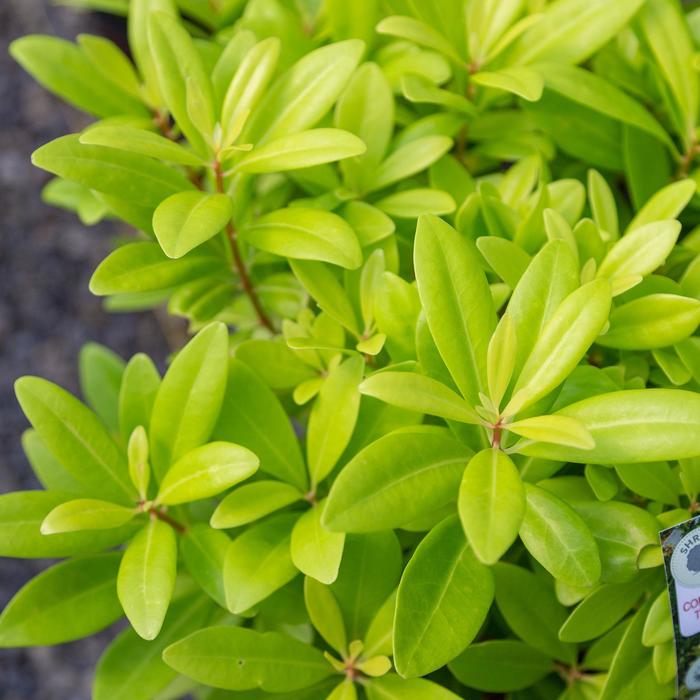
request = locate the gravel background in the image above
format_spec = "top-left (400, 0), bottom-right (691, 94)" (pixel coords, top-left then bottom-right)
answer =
top-left (0, 2), bottom-right (179, 697)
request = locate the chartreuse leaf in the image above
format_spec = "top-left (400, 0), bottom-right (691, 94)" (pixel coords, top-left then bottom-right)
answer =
top-left (0, 552), bottom-right (123, 646)
top-left (291, 500), bottom-right (345, 584)
top-left (643, 591), bottom-right (673, 648)
top-left (236, 129), bottom-right (365, 173)
top-left (588, 169), bottom-right (618, 239)
top-left (376, 16), bottom-right (464, 65)
top-left (220, 37), bottom-right (279, 146)
top-left (304, 577), bottom-right (347, 654)
top-left (335, 62), bottom-right (394, 193)
top-left (307, 355), bottom-right (364, 486)
top-left (487, 314), bottom-right (516, 409)
top-left (364, 590), bottom-right (396, 658)
top-left (597, 294), bottom-right (700, 350)
top-left (22, 429), bottom-right (85, 494)
top-left (214, 359), bottom-right (308, 491)
top-left (558, 578), bottom-right (647, 643)
top-left (41, 498), bottom-right (136, 534)
top-left (369, 137), bottom-right (453, 192)
top-left (78, 342), bottom-right (124, 435)
top-left (414, 214), bottom-right (496, 404)
top-left (224, 513), bottom-right (298, 614)
top-left (150, 322), bottom-right (228, 481)
top-left (153, 192), bottom-right (232, 259)
top-left (508, 415), bottom-right (595, 450)
top-left (505, 279), bottom-right (612, 416)
top-left (493, 563), bottom-right (576, 664)
top-left (375, 188), bottom-right (456, 219)
top-left (503, 0), bottom-right (644, 65)
top-left (9, 35), bottom-right (146, 117)
top-left (367, 675), bottom-right (462, 700)
top-left (331, 532), bottom-right (402, 640)
top-left (328, 680), bottom-right (357, 700)
top-left (90, 242), bottom-right (221, 296)
top-left (147, 12), bottom-right (212, 155)
top-left (459, 449), bottom-right (525, 565)
top-left (118, 518), bottom-right (177, 640)
top-left (127, 425), bottom-right (150, 499)
top-left (211, 481), bottom-right (303, 529)
top-left (93, 592), bottom-right (215, 700)
top-left (519, 485), bottom-right (601, 587)
top-left (0, 491), bottom-right (135, 558)
top-left (506, 240), bottom-right (579, 375)
top-left (76, 34), bottom-right (140, 99)
top-left (178, 524), bottom-right (228, 609)
top-left (615, 462), bottom-right (680, 507)
top-left (245, 40), bottom-right (364, 145)
top-left (119, 354), bottom-right (160, 440)
top-left (448, 640), bottom-right (553, 693)
top-left (596, 221), bottom-right (681, 295)
top-left (401, 75), bottom-right (477, 117)
top-left (80, 126), bottom-right (206, 166)
top-left (472, 67), bottom-right (543, 102)
top-left (32, 135), bottom-right (193, 211)
top-left (626, 179), bottom-right (696, 232)
top-left (394, 516), bottom-right (494, 678)
top-left (163, 626), bottom-right (333, 692)
top-left (325, 426), bottom-right (472, 533)
top-left (156, 442), bottom-right (258, 505)
top-left (15, 376), bottom-right (135, 503)
top-left (242, 207), bottom-right (362, 269)
top-left (359, 371), bottom-right (479, 424)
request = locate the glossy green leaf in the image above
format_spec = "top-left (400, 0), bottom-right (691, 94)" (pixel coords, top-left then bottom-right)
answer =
top-left (119, 354), bottom-right (161, 440)
top-left (15, 376), bottom-right (135, 503)
top-left (79, 342), bottom-right (124, 435)
top-left (224, 513), bottom-right (298, 613)
top-left (414, 214), bottom-right (496, 404)
top-left (214, 359), bottom-right (308, 491)
top-left (156, 442), bottom-right (258, 505)
top-left (459, 449), bottom-right (525, 565)
top-left (367, 675), bottom-right (462, 700)
top-left (118, 518), bottom-right (177, 640)
top-left (325, 426), bottom-right (472, 532)
top-left (150, 323), bottom-right (229, 481)
top-left (304, 577), bottom-right (347, 654)
top-left (0, 491), bottom-right (135, 558)
top-left (359, 371), bottom-right (479, 424)
top-left (394, 516), bottom-right (493, 677)
top-left (519, 484), bottom-right (601, 587)
top-left (179, 524), bottom-right (229, 609)
top-left (448, 640), bottom-right (553, 692)
top-left (598, 294), bottom-right (700, 350)
top-left (93, 592), bottom-right (215, 700)
top-left (0, 553), bottom-right (123, 646)
top-left (626, 179), bottom-right (696, 233)
top-left (153, 192), bottom-right (232, 259)
top-left (291, 501), bottom-right (345, 584)
top-left (41, 498), bottom-right (136, 534)
top-left (506, 279), bottom-right (612, 416)
top-left (509, 415), bottom-right (595, 450)
top-left (163, 626), bottom-right (332, 692)
top-left (307, 355), bottom-right (363, 486)
top-left (472, 67), bottom-right (543, 101)
top-left (243, 207), bottom-right (362, 269)
top-left (211, 481), bottom-right (302, 529)
top-left (521, 388), bottom-right (700, 463)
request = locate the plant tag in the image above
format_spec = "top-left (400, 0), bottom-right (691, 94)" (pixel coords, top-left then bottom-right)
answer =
top-left (661, 515), bottom-right (700, 695)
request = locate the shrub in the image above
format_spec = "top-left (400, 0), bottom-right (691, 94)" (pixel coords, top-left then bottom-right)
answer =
top-left (4, 0), bottom-right (700, 698)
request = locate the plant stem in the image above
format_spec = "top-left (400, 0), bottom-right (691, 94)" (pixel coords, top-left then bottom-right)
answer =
top-left (213, 161), bottom-right (275, 333)
top-left (152, 508), bottom-right (187, 534)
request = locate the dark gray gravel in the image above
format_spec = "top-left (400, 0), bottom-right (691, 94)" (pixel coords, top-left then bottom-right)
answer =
top-left (0, 2), bottom-right (183, 698)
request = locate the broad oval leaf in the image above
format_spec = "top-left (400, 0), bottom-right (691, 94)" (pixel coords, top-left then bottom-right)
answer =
top-left (242, 207), bottom-right (362, 269)
top-left (153, 191), bottom-right (232, 259)
top-left (519, 484), bottom-right (601, 587)
top-left (162, 626), bottom-right (332, 692)
top-left (414, 214), bottom-right (496, 404)
top-left (394, 516), bottom-right (494, 677)
top-left (41, 498), bottom-right (136, 534)
top-left (117, 518), bottom-right (177, 640)
top-left (15, 376), bottom-right (135, 503)
top-left (224, 513), bottom-right (298, 614)
top-left (459, 449), bottom-right (525, 565)
top-left (290, 500), bottom-right (345, 584)
top-left (211, 481), bottom-right (303, 529)
top-left (521, 389), bottom-right (700, 464)
top-left (150, 322), bottom-right (229, 481)
top-left (324, 426), bottom-right (472, 533)
top-left (156, 442), bottom-right (258, 505)
top-left (236, 128), bottom-right (365, 173)
top-left (0, 552), bottom-right (122, 646)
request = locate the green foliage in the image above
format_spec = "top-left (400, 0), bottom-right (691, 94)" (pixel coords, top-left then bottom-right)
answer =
top-left (7, 0), bottom-right (700, 697)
